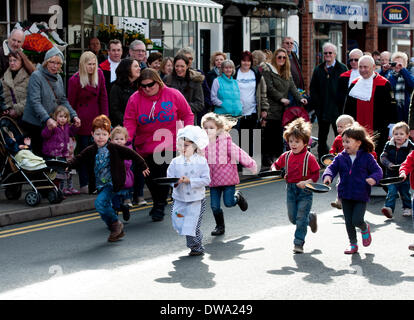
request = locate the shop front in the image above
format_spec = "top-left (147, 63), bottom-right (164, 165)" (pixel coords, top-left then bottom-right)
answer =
top-left (377, 1), bottom-right (413, 57)
top-left (300, 0), bottom-right (374, 91)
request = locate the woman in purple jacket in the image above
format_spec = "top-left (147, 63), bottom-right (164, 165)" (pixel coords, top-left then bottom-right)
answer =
top-left (323, 124), bottom-right (383, 255)
top-left (68, 51), bottom-right (108, 193)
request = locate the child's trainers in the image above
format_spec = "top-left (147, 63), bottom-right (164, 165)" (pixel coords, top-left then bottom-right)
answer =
top-left (309, 212), bottom-right (318, 233)
top-left (68, 188), bottom-right (80, 195)
top-left (402, 208), bottom-right (412, 217)
top-left (381, 207), bottom-right (393, 219)
top-left (361, 223), bottom-right (372, 247)
top-left (124, 199), bottom-right (133, 207)
top-left (344, 243), bottom-right (358, 254)
top-left (137, 197), bottom-right (148, 206)
top-left (330, 199), bottom-right (342, 209)
top-left (293, 245), bottom-right (304, 254)
top-left (62, 188), bottom-right (72, 196)
top-left (409, 243), bottom-right (414, 251)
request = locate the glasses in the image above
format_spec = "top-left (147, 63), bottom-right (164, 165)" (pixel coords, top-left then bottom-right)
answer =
top-left (349, 59), bottom-right (359, 62)
top-left (284, 42), bottom-right (294, 45)
top-left (277, 56), bottom-right (287, 60)
top-left (324, 52), bottom-right (333, 55)
top-left (140, 81), bottom-right (157, 88)
top-left (49, 61), bottom-right (63, 66)
top-left (132, 49), bottom-right (146, 53)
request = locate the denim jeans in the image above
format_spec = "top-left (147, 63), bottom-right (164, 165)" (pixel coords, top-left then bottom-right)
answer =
top-left (210, 185), bottom-right (237, 216)
top-left (384, 180), bottom-right (411, 211)
top-left (95, 185), bottom-right (119, 227)
top-left (112, 188), bottom-right (133, 209)
top-left (286, 183), bottom-right (313, 246)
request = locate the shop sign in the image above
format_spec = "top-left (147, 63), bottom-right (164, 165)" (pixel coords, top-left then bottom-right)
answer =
top-left (382, 4), bottom-right (410, 24)
top-left (312, 0), bottom-right (369, 22)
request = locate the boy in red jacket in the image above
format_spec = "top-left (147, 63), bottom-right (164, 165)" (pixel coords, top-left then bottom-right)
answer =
top-left (399, 150), bottom-right (414, 251)
top-left (272, 117), bottom-right (320, 254)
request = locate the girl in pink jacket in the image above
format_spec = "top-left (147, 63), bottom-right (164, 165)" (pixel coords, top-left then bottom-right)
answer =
top-left (202, 112), bottom-right (257, 236)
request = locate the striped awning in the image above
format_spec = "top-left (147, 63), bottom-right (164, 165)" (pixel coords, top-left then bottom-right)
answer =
top-left (94, 0), bottom-right (223, 23)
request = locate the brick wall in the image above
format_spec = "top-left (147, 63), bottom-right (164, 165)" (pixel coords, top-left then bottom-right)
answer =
top-left (300, 0), bottom-right (313, 93)
top-left (365, 0), bottom-right (378, 53)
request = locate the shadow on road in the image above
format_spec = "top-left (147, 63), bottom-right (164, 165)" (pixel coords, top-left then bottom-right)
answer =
top-left (204, 236), bottom-right (264, 261)
top-left (350, 253), bottom-right (414, 286)
top-left (154, 255), bottom-right (216, 289)
top-left (267, 249), bottom-right (349, 284)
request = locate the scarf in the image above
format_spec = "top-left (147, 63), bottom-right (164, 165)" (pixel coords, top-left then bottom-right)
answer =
top-left (348, 69), bottom-right (360, 87)
top-left (349, 73), bottom-right (375, 101)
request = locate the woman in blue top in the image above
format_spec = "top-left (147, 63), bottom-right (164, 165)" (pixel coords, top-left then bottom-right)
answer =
top-left (210, 59), bottom-right (242, 117)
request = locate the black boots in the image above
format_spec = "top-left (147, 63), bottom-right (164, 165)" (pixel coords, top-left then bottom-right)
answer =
top-left (211, 212), bottom-right (225, 236)
top-left (235, 190), bottom-right (248, 211)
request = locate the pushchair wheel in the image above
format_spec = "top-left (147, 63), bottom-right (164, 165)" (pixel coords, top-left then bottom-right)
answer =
top-left (47, 189), bottom-right (64, 204)
top-left (25, 191), bottom-right (41, 206)
top-left (5, 185), bottom-right (22, 200)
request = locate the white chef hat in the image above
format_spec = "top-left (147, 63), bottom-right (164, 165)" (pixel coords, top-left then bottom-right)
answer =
top-left (177, 125), bottom-right (209, 150)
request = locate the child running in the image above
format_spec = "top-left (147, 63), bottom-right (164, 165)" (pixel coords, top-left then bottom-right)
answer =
top-left (41, 106), bottom-right (79, 196)
top-left (271, 117), bottom-right (320, 254)
top-left (110, 126), bottom-right (135, 221)
top-left (167, 125), bottom-right (210, 256)
top-left (202, 112), bottom-right (257, 236)
top-left (399, 144), bottom-right (414, 251)
top-left (380, 122), bottom-right (414, 218)
top-left (68, 115), bottom-right (150, 242)
top-left (323, 123), bottom-right (383, 254)
top-left (329, 115), bottom-right (355, 209)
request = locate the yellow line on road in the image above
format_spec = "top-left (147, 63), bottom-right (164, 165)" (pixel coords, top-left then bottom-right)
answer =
top-left (0, 177), bottom-right (282, 238)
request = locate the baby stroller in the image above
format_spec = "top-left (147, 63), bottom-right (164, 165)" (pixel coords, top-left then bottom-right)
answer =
top-left (282, 105), bottom-right (318, 149)
top-left (0, 116), bottom-right (65, 206)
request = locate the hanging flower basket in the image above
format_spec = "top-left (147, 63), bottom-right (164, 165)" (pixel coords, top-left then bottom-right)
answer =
top-left (23, 33), bottom-right (54, 53)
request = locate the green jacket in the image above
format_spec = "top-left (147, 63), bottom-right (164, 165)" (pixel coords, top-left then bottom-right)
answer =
top-left (309, 60), bottom-right (348, 122)
top-left (262, 63), bottom-right (302, 121)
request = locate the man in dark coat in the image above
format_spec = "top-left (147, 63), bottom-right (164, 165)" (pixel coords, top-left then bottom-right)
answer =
top-left (310, 42), bottom-right (348, 160)
top-left (344, 55), bottom-right (397, 154)
top-left (282, 36), bottom-right (304, 90)
top-left (99, 39), bottom-right (122, 99)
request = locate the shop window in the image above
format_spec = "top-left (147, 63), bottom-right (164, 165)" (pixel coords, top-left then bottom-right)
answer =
top-left (313, 22), bottom-right (343, 68)
top-left (250, 17), bottom-right (286, 53)
top-left (0, 0), bottom-right (23, 42)
top-left (150, 20), bottom-right (197, 65)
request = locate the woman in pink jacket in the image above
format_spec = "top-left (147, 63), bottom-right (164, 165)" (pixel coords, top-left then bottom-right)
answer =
top-left (124, 68), bottom-right (194, 222)
top-left (201, 112), bottom-right (257, 235)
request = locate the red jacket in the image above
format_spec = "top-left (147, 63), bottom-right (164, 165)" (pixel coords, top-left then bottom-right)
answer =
top-left (272, 148), bottom-right (320, 183)
top-left (399, 150), bottom-right (414, 189)
top-left (329, 134), bottom-right (378, 159)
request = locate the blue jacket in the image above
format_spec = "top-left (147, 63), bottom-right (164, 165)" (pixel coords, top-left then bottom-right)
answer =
top-left (380, 137), bottom-right (414, 177)
top-left (215, 75), bottom-right (242, 116)
top-left (322, 150), bottom-right (383, 202)
top-left (381, 68), bottom-right (414, 122)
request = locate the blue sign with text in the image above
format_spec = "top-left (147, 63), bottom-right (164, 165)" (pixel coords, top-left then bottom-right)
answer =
top-left (382, 3), bottom-right (410, 24)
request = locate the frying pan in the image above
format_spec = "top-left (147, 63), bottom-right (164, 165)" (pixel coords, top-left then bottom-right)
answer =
top-left (257, 170), bottom-right (283, 178)
top-left (305, 182), bottom-right (331, 193)
top-left (379, 176), bottom-right (404, 186)
top-left (153, 177), bottom-right (180, 186)
top-left (320, 154), bottom-right (335, 167)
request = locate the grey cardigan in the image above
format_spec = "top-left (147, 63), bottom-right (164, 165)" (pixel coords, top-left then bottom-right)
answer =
top-left (23, 65), bottom-right (77, 127)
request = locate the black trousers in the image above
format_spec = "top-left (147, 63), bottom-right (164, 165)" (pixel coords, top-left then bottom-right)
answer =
top-left (143, 152), bottom-right (175, 217)
top-left (317, 119), bottom-right (337, 159)
top-left (263, 119), bottom-right (283, 164)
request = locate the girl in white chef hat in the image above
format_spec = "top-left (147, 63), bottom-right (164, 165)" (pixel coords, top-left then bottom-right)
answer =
top-left (167, 125), bottom-right (211, 256)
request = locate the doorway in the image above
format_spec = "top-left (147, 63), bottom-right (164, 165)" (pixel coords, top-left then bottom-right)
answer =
top-left (223, 16), bottom-right (243, 65)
